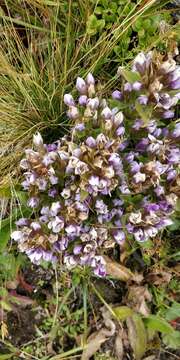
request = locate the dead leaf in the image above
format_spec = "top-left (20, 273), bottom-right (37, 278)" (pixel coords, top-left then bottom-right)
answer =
top-left (81, 305), bottom-right (117, 360)
top-left (103, 256), bottom-right (133, 281)
top-left (146, 270), bottom-right (172, 286)
top-left (115, 331), bottom-right (124, 360)
top-left (126, 314), bottom-right (147, 360)
top-left (143, 356), bottom-right (156, 360)
top-left (127, 286), bottom-right (152, 316)
top-left (81, 329), bottom-right (109, 360)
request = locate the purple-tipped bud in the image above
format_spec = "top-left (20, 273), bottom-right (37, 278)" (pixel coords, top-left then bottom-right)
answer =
top-left (132, 52), bottom-right (146, 73)
top-left (87, 97), bottom-right (99, 110)
top-left (74, 123), bottom-right (85, 132)
top-left (124, 82), bottom-right (132, 92)
top-left (86, 136), bottom-right (96, 148)
top-left (112, 90), bottom-right (122, 100)
top-left (64, 93), bottom-right (75, 106)
top-left (78, 95), bottom-right (88, 106)
top-left (67, 106), bottom-right (79, 119)
top-left (86, 73), bottom-right (95, 85)
top-left (101, 107), bottom-right (112, 119)
top-left (132, 81), bottom-right (142, 91)
top-left (76, 77), bottom-right (87, 94)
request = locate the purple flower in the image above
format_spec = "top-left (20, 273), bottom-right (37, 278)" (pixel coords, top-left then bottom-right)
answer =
top-left (64, 94), bottom-right (75, 106)
top-left (112, 90), bottom-right (122, 100)
top-left (167, 170), bottom-right (176, 181)
top-left (76, 77), bottom-right (87, 94)
top-left (91, 256), bottom-right (106, 277)
top-left (130, 161), bottom-right (141, 174)
top-left (124, 82), bottom-right (132, 92)
top-left (171, 123), bottom-right (180, 138)
top-left (86, 136), bottom-right (96, 148)
top-left (30, 222), bottom-right (41, 231)
top-left (154, 185), bottom-right (165, 197)
top-left (15, 218), bottom-right (29, 227)
top-left (73, 245), bottom-right (82, 255)
top-left (170, 78), bottom-right (180, 90)
top-left (134, 228), bottom-right (148, 242)
top-left (113, 230), bottom-right (125, 244)
top-left (78, 95), bottom-right (88, 106)
top-left (67, 106), bottom-right (79, 119)
top-left (136, 138), bottom-right (149, 152)
top-left (27, 197), bottom-right (39, 208)
top-left (118, 140), bottom-right (129, 151)
top-left (137, 95), bottom-right (148, 105)
top-left (116, 126), bottom-right (125, 136)
top-left (162, 110), bottom-right (174, 119)
top-left (95, 199), bottom-right (108, 214)
top-left (132, 81), bottom-right (142, 91)
top-left (132, 52), bottom-right (147, 73)
top-left (65, 224), bottom-right (79, 237)
top-left (132, 119), bottom-right (143, 130)
top-left (48, 188), bottom-right (58, 198)
top-left (86, 73), bottom-right (95, 85)
top-left (87, 97), bottom-right (99, 110)
top-left (74, 123), bottom-right (85, 132)
top-left (50, 202), bottom-right (61, 216)
top-left (101, 107), bottom-right (112, 119)
top-left (48, 216), bottom-right (64, 233)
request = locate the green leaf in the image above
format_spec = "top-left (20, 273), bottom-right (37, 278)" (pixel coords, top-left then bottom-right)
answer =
top-left (144, 315), bottom-right (173, 334)
top-left (113, 306), bottom-right (134, 320)
top-left (127, 314), bottom-right (147, 359)
top-left (0, 224), bottom-right (12, 251)
top-left (80, 190), bottom-right (89, 201)
top-left (135, 100), bottom-right (153, 124)
top-left (120, 68), bottom-right (141, 83)
top-left (86, 14), bottom-right (105, 35)
top-left (0, 355), bottom-right (15, 360)
top-left (0, 300), bottom-right (12, 311)
top-left (163, 331), bottom-right (180, 349)
top-left (165, 303), bottom-right (180, 321)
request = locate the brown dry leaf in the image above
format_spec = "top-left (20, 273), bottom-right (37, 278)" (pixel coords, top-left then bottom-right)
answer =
top-left (103, 256), bottom-right (133, 281)
top-left (146, 270), bottom-right (172, 286)
top-left (127, 286), bottom-right (152, 316)
top-left (142, 356), bottom-right (156, 360)
top-left (115, 330), bottom-right (124, 360)
top-left (126, 314), bottom-right (147, 360)
top-left (81, 329), bottom-right (109, 360)
top-left (81, 306), bottom-right (117, 360)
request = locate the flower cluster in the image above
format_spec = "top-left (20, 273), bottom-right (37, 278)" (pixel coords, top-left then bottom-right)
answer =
top-left (11, 51), bottom-right (180, 276)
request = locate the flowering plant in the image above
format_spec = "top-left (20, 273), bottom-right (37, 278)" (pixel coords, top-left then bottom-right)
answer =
top-left (11, 51), bottom-right (180, 277)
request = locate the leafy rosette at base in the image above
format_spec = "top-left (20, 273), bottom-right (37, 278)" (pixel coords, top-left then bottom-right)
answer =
top-left (11, 51), bottom-right (180, 277)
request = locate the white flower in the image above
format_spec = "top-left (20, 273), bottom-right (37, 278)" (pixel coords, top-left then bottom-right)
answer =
top-left (11, 230), bottom-right (24, 242)
top-left (129, 211), bottom-right (142, 224)
top-left (33, 132), bottom-right (43, 147)
top-left (50, 202), bottom-right (61, 216)
top-left (133, 172), bottom-right (146, 183)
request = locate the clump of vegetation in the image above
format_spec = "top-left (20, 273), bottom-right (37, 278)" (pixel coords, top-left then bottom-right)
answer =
top-left (0, 1), bottom-right (180, 359)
